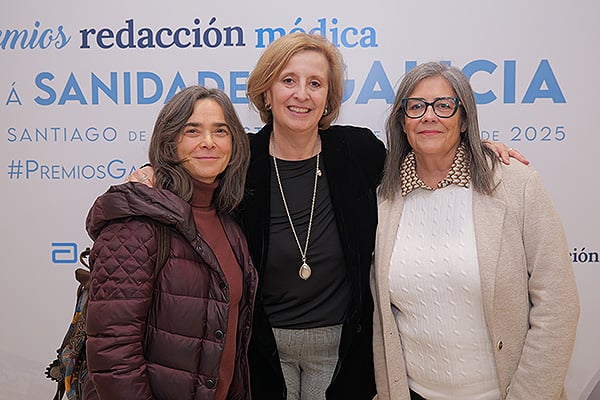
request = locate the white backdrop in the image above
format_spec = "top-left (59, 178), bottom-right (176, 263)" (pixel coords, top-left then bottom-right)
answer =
top-left (1, 1), bottom-right (598, 399)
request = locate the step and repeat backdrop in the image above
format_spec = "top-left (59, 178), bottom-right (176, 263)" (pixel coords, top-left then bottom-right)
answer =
top-left (1, 1), bottom-right (598, 398)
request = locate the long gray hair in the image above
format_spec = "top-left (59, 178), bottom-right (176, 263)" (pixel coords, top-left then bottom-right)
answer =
top-left (379, 61), bottom-right (498, 200)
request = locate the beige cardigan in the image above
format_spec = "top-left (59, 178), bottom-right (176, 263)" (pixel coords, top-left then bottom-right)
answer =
top-left (371, 161), bottom-right (579, 400)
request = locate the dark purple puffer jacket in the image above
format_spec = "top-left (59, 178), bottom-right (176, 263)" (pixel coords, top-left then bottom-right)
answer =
top-left (82, 183), bottom-right (257, 400)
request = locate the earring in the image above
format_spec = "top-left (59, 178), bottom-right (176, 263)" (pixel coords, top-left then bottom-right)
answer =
top-left (323, 106), bottom-right (329, 116)
top-left (265, 103), bottom-right (272, 111)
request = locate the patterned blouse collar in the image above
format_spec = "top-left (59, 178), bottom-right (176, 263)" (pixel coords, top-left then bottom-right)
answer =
top-left (400, 142), bottom-right (471, 197)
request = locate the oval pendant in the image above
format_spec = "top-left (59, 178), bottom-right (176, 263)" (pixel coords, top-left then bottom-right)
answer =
top-left (299, 263), bottom-right (312, 280)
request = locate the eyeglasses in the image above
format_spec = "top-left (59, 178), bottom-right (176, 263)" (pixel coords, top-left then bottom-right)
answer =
top-left (401, 97), bottom-right (460, 119)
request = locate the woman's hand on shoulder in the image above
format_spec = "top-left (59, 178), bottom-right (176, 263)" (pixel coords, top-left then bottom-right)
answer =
top-left (483, 140), bottom-right (529, 165)
top-left (125, 165), bottom-right (156, 187)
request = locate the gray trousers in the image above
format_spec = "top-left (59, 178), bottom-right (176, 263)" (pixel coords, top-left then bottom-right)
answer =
top-left (272, 324), bottom-right (343, 400)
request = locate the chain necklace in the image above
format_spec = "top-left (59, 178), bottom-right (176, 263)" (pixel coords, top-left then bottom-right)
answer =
top-left (272, 147), bottom-right (321, 280)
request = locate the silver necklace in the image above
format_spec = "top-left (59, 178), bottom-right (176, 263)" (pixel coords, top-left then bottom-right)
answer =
top-left (272, 150), bottom-right (321, 280)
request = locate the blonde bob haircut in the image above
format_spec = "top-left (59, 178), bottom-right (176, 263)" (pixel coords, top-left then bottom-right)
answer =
top-left (246, 32), bottom-right (345, 130)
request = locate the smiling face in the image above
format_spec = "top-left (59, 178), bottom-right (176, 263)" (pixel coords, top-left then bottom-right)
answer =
top-left (402, 75), bottom-right (466, 161)
top-left (176, 99), bottom-right (232, 184)
top-left (264, 49), bottom-right (329, 137)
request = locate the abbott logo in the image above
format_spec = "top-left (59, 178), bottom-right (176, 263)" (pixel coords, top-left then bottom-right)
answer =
top-left (51, 242), bottom-right (78, 264)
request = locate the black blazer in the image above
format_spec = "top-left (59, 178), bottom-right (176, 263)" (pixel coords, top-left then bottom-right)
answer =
top-left (238, 124), bottom-right (386, 400)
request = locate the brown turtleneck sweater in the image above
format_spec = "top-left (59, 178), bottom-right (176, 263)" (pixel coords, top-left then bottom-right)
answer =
top-left (191, 179), bottom-right (243, 400)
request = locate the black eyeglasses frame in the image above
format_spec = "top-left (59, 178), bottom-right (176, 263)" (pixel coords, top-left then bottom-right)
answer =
top-left (400, 96), bottom-right (461, 119)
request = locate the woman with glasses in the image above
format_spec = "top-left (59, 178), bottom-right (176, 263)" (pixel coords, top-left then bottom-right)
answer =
top-left (371, 62), bottom-right (579, 400)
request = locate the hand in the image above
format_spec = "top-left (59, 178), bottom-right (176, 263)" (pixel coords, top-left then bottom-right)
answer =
top-left (125, 165), bottom-right (156, 187)
top-left (482, 141), bottom-right (529, 165)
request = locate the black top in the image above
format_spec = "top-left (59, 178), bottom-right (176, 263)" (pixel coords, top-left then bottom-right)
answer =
top-left (239, 124), bottom-right (386, 400)
top-left (264, 155), bottom-right (350, 328)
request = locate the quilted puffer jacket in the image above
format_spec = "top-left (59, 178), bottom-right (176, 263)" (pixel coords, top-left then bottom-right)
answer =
top-left (82, 183), bottom-right (257, 400)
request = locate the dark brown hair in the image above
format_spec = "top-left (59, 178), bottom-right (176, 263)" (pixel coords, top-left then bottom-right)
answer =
top-left (148, 85), bottom-right (249, 213)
